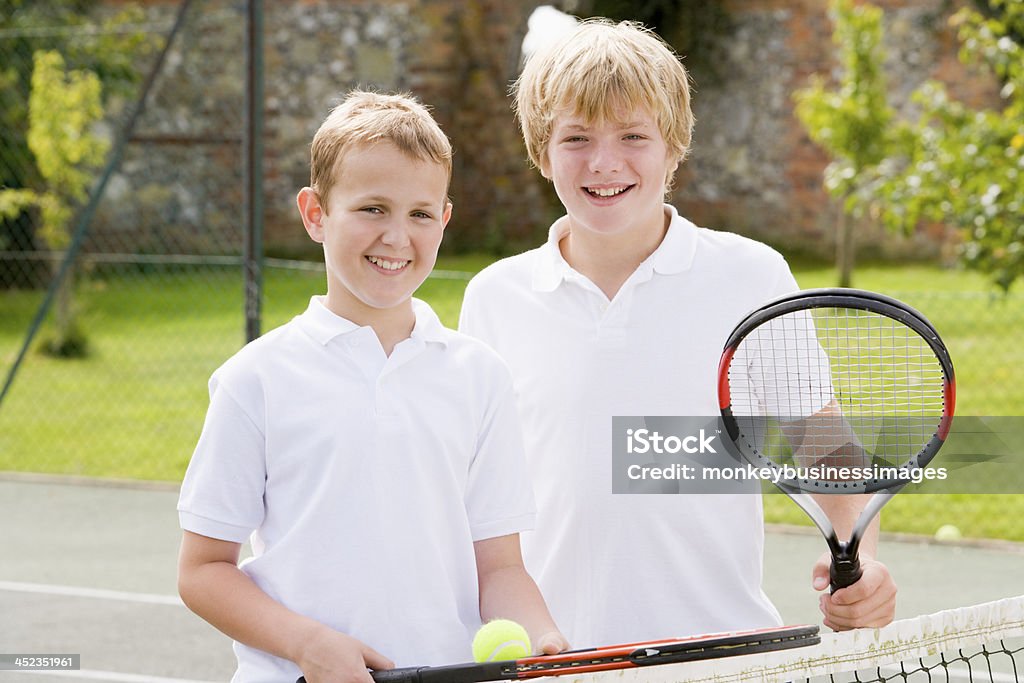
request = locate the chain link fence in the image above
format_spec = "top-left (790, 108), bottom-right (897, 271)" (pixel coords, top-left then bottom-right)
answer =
top-left (0, 1), bottom-right (250, 480)
top-left (0, 1), bottom-right (1021, 541)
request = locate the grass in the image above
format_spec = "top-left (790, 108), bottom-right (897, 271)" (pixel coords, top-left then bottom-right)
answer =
top-left (1, 257), bottom-right (1021, 540)
top-left (0, 265), bottom-right (471, 480)
top-left (795, 263), bottom-right (1024, 415)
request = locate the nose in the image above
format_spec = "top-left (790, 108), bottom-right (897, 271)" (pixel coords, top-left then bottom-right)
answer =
top-left (588, 139), bottom-right (623, 174)
top-left (379, 218), bottom-right (411, 248)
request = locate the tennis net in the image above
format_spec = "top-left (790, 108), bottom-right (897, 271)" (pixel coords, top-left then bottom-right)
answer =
top-left (548, 595), bottom-right (1024, 683)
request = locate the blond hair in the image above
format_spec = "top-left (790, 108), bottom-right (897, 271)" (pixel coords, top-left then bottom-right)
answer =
top-left (513, 19), bottom-right (693, 185)
top-left (309, 90), bottom-right (452, 211)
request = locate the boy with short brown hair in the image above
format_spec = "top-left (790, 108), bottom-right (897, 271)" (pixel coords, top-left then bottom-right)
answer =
top-left (179, 90), bottom-right (565, 683)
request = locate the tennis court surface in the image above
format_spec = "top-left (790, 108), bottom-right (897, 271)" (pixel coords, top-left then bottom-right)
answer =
top-left (1, 476), bottom-right (1022, 682)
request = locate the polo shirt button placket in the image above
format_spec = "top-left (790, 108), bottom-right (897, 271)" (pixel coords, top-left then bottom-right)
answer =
top-left (374, 377), bottom-right (386, 417)
top-left (597, 295), bottom-right (629, 346)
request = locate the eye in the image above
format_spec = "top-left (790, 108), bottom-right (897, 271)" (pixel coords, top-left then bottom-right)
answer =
top-left (624, 133), bottom-right (647, 141)
top-left (562, 135), bottom-right (587, 144)
top-left (360, 206), bottom-right (384, 215)
top-left (411, 210), bottom-right (433, 220)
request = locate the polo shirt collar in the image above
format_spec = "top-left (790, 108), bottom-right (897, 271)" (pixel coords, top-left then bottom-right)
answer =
top-left (531, 204), bottom-right (698, 292)
top-left (298, 296), bottom-right (448, 347)
top-left (409, 298), bottom-right (449, 346)
top-left (651, 204), bottom-right (698, 276)
top-left (532, 215), bottom-right (574, 291)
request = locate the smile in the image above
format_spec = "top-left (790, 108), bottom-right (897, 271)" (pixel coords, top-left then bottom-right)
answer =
top-left (366, 256), bottom-right (410, 271)
top-left (584, 185), bottom-right (633, 198)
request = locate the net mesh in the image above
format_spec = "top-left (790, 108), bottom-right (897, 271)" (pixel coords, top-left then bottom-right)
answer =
top-left (549, 596), bottom-right (1024, 683)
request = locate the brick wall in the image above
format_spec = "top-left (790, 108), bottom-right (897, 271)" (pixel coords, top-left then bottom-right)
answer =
top-left (95, 0), bottom-right (547, 258)
top-left (90, 0), bottom-right (999, 260)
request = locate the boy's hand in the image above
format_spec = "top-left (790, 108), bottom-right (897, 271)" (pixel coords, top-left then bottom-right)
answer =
top-left (812, 551), bottom-right (896, 631)
top-left (296, 627), bottom-right (394, 683)
top-left (535, 630), bottom-right (570, 655)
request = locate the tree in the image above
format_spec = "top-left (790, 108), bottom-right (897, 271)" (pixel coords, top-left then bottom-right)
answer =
top-left (793, 0), bottom-right (897, 288)
top-left (0, 51), bottom-right (108, 356)
top-left (0, 2), bottom-right (159, 355)
top-left (0, 1), bottom-right (156, 288)
top-left (877, 0), bottom-right (1024, 292)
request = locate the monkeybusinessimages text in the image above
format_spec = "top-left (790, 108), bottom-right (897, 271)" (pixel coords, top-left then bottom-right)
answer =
top-left (624, 427), bottom-right (948, 486)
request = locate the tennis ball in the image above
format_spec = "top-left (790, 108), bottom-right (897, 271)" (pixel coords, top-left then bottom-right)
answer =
top-left (472, 619), bottom-right (531, 663)
top-left (935, 524), bottom-right (962, 541)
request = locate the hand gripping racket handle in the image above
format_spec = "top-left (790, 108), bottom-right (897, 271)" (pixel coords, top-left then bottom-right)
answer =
top-left (829, 554), bottom-right (862, 592)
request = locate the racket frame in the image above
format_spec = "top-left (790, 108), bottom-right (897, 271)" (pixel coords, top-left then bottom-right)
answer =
top-left (717, 288), bottom-right (956, 589)
top-left (297, 624), bottom-right (820, 683)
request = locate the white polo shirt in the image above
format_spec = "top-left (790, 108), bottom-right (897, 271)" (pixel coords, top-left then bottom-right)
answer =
top-left (179, 296), bottom-right (535, 682)
top-left (459, 205), bottom-right (798, 646)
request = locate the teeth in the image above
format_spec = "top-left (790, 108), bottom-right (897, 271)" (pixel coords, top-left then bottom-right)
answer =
top-left (367, 256), bottom-right (409, 271)
top-left (587, 186), bottom-right (628, 197)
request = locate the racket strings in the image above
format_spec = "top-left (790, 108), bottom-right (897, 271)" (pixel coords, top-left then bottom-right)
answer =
top-left (729, 306), bottom-right (948, 474)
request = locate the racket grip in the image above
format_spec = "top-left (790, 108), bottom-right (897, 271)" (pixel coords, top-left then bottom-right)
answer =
top-left (829, 556), bottom-right (862, 591)
top-left (296, 669), bottom-right (425, 683)
top-left (371, 667), bottom-right (427, 682)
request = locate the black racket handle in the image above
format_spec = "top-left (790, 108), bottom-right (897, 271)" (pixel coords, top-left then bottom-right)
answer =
top-left (297, 671), bottom-right (424, 683)
top-left (829, 555), bottom-right (863, 592)
top-left (298, 672), bottom-right (422, 683)
top-left (370, 668), bottom-right (427, 683)
top-left (297, 661), bottom-right (507, 683)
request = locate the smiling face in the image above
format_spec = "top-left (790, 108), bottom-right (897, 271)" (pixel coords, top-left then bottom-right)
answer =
top-left (542, 108), bottom-right (677, 240)
top-left (297, 141), bottom-right (452, 325)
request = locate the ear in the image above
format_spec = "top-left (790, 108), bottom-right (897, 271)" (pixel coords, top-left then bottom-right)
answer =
top-left (296, 187), bottom-right (325, 243)
top-left (441, 201), bottom-right (453, 230)
top-left (538, 153), bottom-right (552, 180)
top-left (664, 154), bottom-right (682, 191)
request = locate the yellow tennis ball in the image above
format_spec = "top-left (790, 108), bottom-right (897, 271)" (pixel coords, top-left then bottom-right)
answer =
top-left (935, 524), bottom-right (962, 541)
top-left (472, 619), bottom-right (531, 663)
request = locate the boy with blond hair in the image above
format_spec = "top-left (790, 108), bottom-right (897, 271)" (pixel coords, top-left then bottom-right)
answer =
top-left (460, 20), bottom-right (897, 645)
top-left (178, 91), bottom-right (566, 683)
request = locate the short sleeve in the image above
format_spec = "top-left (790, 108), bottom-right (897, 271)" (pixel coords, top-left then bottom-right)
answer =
top-left (463, 367), bottom-right (535, 541)
top-left (770, 252), bottom-right (800, 298)
top-left (728, 250), bottom-right (832, 420)
top-left (177, 374), bottom-right (268, 543)
top-left (458, 277), bottom-right (485, 339)
top-left (744, 311), bottom-right (835, 419)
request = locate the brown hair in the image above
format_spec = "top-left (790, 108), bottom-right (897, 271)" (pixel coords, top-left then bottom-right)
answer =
top-left (309, 90), bottom-right (452, 211)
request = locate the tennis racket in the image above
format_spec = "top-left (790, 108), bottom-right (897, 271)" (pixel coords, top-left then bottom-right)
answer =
top-left (717, 288), bottom-right (955, 591)
top-left (295, 624), bottom-right (819, 683)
